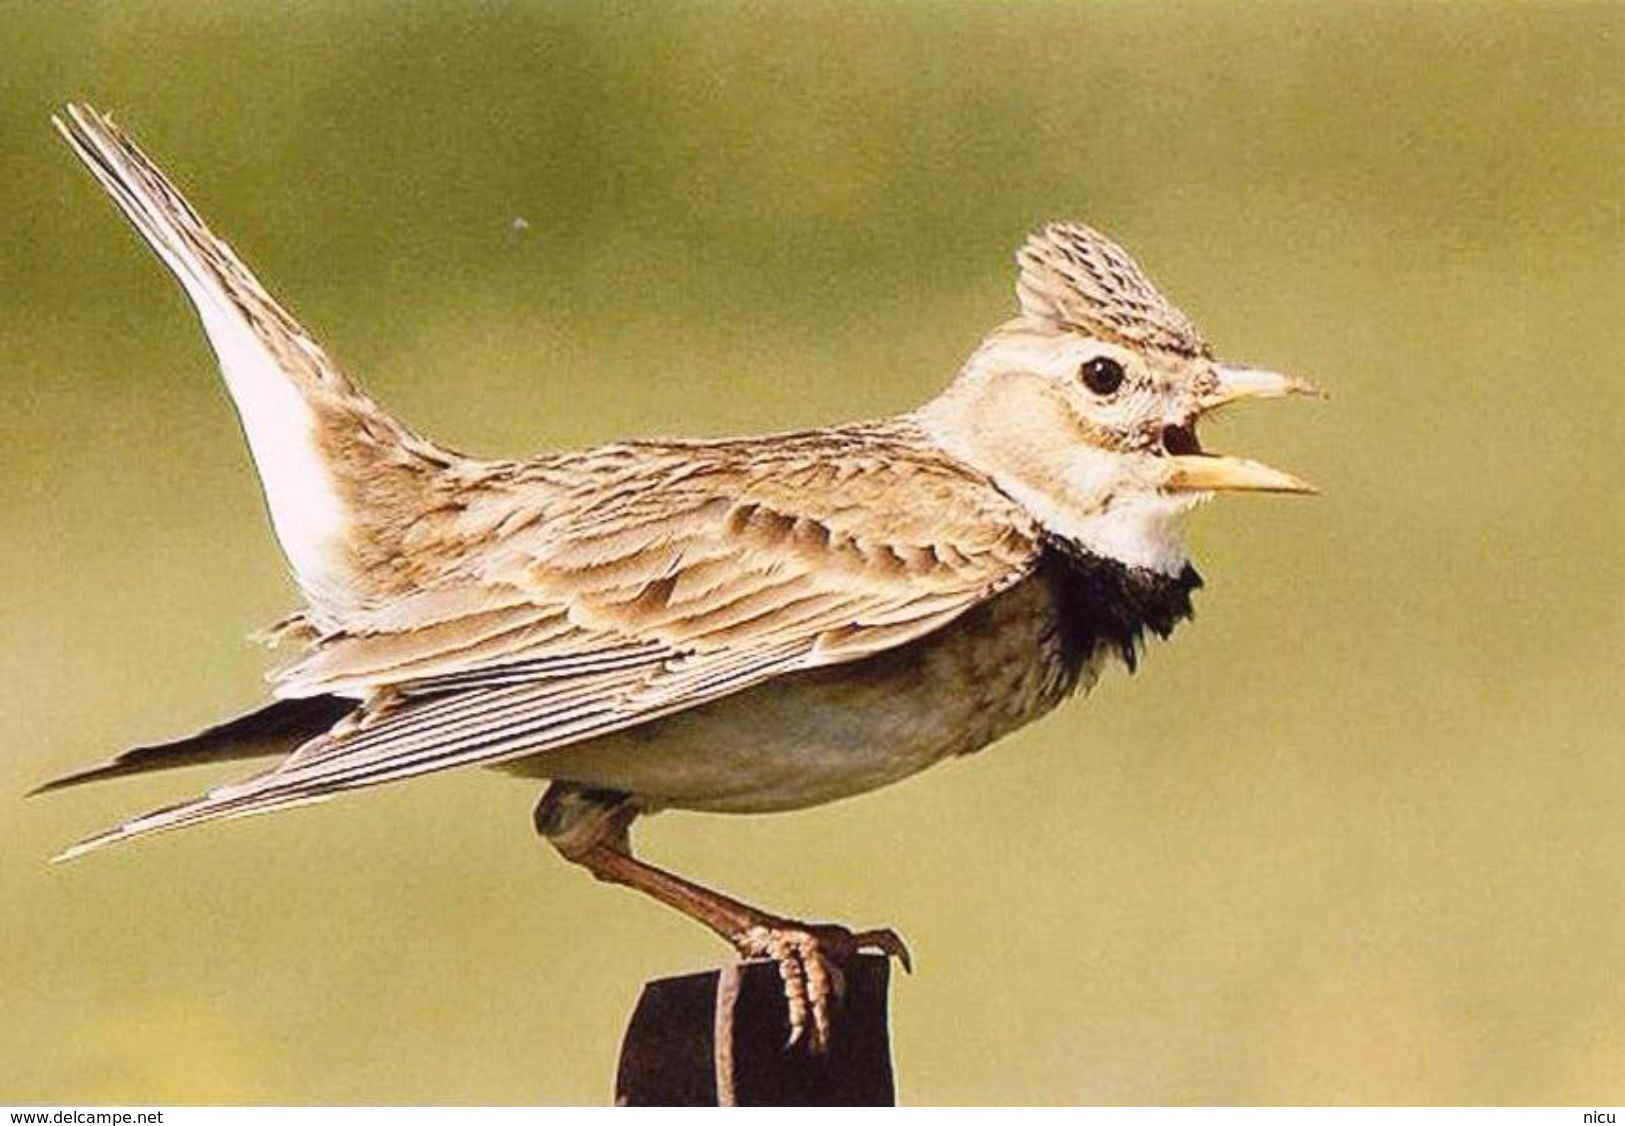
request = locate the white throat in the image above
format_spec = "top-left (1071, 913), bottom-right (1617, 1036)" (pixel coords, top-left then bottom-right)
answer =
top-left (1046, 488), bottom-right (1199, 575)
top-left (959, 445), bottom-right (1199, 575)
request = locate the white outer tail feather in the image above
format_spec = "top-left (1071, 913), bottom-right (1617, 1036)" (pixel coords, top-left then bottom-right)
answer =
top-left (55, 104), bottom-right (357, 611)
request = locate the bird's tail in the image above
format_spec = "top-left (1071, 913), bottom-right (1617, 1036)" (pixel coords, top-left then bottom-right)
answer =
top-left (29, 696), bottom-right (355, 798)
top-left (54, 104), bottom-right (455, 621)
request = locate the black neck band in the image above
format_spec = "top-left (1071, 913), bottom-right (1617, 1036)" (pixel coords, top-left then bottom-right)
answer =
top-left (1040, 536), bottom-right (1203, 672)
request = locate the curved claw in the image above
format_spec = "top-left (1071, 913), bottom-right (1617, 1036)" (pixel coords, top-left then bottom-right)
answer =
top-left (847, 926), bottom-right (913, 974)
top-left (732, 920), bottom-right (912, 1053)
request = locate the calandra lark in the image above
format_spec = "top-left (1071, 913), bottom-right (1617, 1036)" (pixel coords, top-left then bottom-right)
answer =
top-left (41, 104), bottom-right (1318, 1049)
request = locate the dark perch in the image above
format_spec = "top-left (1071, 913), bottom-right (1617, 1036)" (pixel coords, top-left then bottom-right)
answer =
top-left (615, 954), bottom-right (896, 1106)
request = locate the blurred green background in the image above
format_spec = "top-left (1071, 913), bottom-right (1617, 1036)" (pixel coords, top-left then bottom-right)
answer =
top-left (4, 0), bottom-right (1622, 1106)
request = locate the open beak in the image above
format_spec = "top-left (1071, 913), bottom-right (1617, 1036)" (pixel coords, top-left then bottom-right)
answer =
top-left (1199, 363), bottom-right (1324, 411)
top-left (1160, 364), bottom-right (1323, 495)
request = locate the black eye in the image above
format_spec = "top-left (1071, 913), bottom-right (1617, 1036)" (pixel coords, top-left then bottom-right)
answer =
top-left (1080, 356), bottom-right (1125, 396)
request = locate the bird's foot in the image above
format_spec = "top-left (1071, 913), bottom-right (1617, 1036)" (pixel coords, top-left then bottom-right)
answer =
top-left (732, 921), bottom-right (912, 1053)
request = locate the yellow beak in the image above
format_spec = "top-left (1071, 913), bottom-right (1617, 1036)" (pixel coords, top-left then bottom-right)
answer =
top-left (1164, 454), bottom-right (1318, 494)
top-left (1163, 363), bottom-right (1323, 494)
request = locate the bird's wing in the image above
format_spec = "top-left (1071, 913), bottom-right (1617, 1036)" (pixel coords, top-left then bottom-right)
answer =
top-left (278, 433), bottom-right (1036, 693)
top-left (58, 434), bottom-right (1040, 859)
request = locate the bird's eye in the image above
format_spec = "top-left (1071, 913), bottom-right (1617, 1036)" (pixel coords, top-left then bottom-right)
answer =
top-left (1079, 356), bottom-right (1125, 396)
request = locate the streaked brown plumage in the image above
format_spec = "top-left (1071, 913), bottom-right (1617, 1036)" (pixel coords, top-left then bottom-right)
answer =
top-left (41, 103), bottom-right (1319, 1049)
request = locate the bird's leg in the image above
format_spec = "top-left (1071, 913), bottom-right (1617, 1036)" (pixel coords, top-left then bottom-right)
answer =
top-left (534, 783), bottom-right (910, 1051)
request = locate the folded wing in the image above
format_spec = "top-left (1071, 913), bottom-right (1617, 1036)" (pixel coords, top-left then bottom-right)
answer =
top-left (59, 431), bottom-right (1039, 859)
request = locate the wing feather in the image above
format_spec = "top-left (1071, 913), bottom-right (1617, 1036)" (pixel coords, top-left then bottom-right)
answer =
top-left (60, 426), bottom-right (1042, 858)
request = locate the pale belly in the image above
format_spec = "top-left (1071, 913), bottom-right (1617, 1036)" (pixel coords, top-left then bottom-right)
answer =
top-left (498, 572), bottom-right (1102, 813)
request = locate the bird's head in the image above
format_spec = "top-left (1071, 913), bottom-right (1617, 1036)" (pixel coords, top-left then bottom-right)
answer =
top-left (919, 222), bottom-right (1320, 575)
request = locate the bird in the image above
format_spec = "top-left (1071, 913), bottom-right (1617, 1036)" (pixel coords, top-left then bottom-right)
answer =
top-left (38, 102), bottom-right (1319, 1051)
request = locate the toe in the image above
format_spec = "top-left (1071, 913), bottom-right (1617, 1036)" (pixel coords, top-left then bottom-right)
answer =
top-left (729, 919), bottom-right (903, 1053)
top-left (850, 926), bottom-right (914, 973)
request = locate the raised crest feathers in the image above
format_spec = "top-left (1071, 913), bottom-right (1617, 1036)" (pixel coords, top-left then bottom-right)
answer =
top-left (1015, 222), bottom-right (1210, 358)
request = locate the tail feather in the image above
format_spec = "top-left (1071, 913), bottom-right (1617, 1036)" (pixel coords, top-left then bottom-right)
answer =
top-left (54, 104), bottom-right (450, 619)
top-left (31, 696), bottom-right (355, 797)
top-left (52, 788), bottom-right (340, 865)
top-left (38, 695), bottom-right (358, 863)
